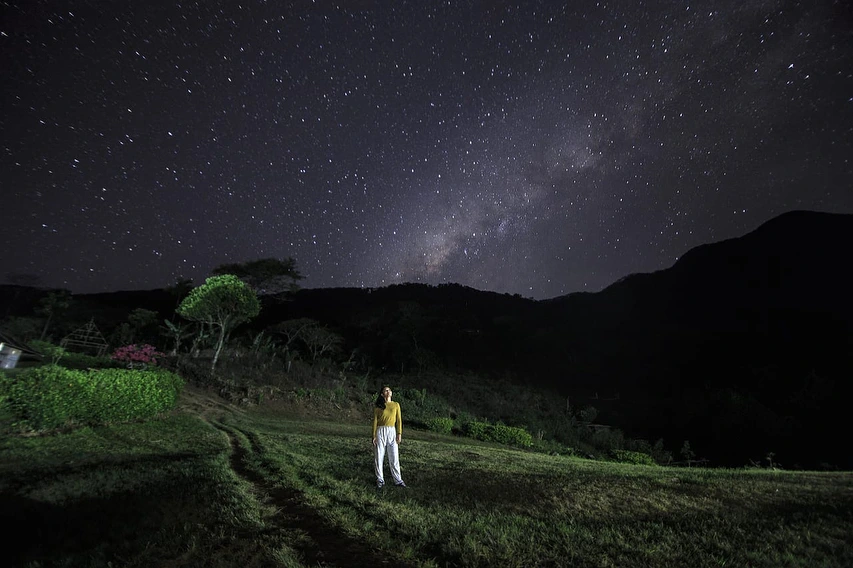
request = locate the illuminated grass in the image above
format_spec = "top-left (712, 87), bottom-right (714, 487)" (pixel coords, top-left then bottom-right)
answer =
top-left (232, 413), bottom-right (853, 568)
top-left (1, 398), bottom-right (851, 567)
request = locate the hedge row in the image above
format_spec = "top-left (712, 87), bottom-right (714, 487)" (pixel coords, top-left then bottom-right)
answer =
top-left (464, 420), bottom-right (534, 448)
top-left (611, 449), bottom-right (658, 466)
top-left (2, 365), bottom-right (184, 430)
top-left (422, 416), bottom-right (454, 435)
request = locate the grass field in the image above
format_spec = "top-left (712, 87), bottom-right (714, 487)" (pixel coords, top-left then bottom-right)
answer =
top-left (2, 386), bottom-right (851, 567)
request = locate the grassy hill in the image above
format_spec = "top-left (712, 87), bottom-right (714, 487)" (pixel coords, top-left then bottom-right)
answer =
top-left (2, 385), bottom-right (851, 568)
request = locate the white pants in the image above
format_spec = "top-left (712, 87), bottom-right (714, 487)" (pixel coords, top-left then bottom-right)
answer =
top-left (374, 426), bottom-right (402, 484)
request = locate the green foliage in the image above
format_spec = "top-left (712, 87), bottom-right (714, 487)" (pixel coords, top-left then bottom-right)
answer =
top-left (30, 340), bottom-right (116, 369)
top-left (61, 350), bottom-right (118, 369)
top-left (423, 416), bottom-right (453, 435)
top-left (622, 438), bottom-right (673, 465)
top-left (611, 449), bottom-right (658, 466)
top-left (464, 419), bottom-right (534, 447)
top-left (177, 274), bottom-right (260, 326)
top-left (177, 274), bottom-right (260, 371)
top-left (3, 365), bottom-right (183, 430)
top-left (465, 419), bottom-right (490, 441)
top-left (29, 339), bottom-right (66, 364)
top-left (394, 387), bottom-right (452, 424)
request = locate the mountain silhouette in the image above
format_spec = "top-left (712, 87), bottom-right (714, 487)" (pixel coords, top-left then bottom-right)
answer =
top-left (539, 210), bottom-right (852, 466)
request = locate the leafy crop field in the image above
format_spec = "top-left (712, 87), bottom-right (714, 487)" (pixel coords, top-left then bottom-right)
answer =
top-left (2, 387), bottom-right (851, 567)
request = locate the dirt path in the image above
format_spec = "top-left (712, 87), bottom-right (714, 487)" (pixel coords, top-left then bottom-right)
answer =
top-left (209, 420), bottom-right (417, 568)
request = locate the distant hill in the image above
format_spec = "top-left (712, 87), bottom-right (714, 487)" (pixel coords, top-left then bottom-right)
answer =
top-left (557, 209), bottom-right (852, 329)
top-left (537, 210), bottom-right (853, 466)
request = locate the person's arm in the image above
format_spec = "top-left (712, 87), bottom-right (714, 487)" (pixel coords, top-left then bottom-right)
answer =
top-left (395, 403), bottom-right (402, 442)
top-left (372, 409), bottom-right (378, 445)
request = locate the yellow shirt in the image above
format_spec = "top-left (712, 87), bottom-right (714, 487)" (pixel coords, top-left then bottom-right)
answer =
top-left (373, 401), bottom-right (402, 437)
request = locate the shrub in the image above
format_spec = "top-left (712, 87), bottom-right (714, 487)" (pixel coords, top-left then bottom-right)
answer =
top-left (464, 420), bottom-right (533, 448)
top-left (491, 422), bottom-right (534, 448)
top-left (84, 368), bottom-right (183, 423)
top-left (611, 449), bottom-right (657, 466)
top-left (5, 365), bottom-right (183, 430)
top-left (395, 387), bottom-right (453, 424)
top-left (6, 365), bottom-right (83, 429)
top-left (28, 340), bottom-right (66, 365)
top-left (423, 417), bottom-right (453, 435)
top-left (29, 340), bottom-right (118, 369)
top-left (61, 350), bottom-right (119, 369)
top-left (112, 344), bottom-right (165, 369)
top-left (465, 420), bottom-right (491, 441)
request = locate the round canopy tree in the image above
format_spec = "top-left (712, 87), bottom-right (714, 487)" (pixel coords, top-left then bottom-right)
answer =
top-left (176, 274), bottom-right (260, 371)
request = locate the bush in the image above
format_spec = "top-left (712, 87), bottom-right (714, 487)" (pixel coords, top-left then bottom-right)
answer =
top-left (5, 366), bottom-right (83, 429)
top-left (5, 365), bottom-right (183, 430)
top-left (28, 340), bottom-right (118, 369)
top-left (62, 350), bottom-right (119, 369)
top-left (464, 420), bottom-right (533, 448)
top-left (85, 368), bottom-right (183, 423)
top-left (112, 344), bottom-right (165, 368)
top-left (491, 422), bottom-right (534, 448)
top-left (28, 340), bottom-right (66, 365)
top-left (395, 387), bottom-right (453, 424)
top-left (465, 420), bottom-right (491, 441)
top-left (423, 417), bottom-right (453, 435)
top-left (611, 449), bottom-right (657, 466)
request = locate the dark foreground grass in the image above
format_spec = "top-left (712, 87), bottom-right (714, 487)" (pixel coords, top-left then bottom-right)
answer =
top-left (0, 412), bottom-right (302, 567)
top-left (1, 393), bottom-right (851, 567)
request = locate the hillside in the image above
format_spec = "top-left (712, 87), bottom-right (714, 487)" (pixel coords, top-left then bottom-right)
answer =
top-left (2, 210), bottom-right (851, 467)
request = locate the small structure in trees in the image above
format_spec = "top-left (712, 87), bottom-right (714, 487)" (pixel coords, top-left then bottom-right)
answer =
top-left (60, 318), bottom-right (108, 356)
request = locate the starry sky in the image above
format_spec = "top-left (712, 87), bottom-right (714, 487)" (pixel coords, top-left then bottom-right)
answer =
top-left (2, 0), bottom-right (852, 300)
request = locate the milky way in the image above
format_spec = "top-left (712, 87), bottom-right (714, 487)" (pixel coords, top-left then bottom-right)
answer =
top-left (2, 0), bottom-right (851, 299)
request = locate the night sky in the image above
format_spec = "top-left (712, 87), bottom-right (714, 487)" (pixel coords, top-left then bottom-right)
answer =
top-left (2, 1), bottom-right (852, 300)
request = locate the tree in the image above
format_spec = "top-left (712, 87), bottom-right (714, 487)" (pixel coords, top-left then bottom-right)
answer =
top-left (127, 307), bottom-right (160, 343)
top-left (160, 319), bottom-right (194, 356)
top-left (211, 257), bottom-right (303, 296)
top-left (37, 290), bottom-right (71, 340)
top-left (176, 275), bottom-right (260, 372)
top-left (302, 325), bottom-right (342, 362)
top-left (271, 317), bottom-right (317, 353)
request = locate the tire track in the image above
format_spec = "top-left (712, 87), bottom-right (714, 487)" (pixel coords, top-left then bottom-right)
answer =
top-left (210, 421), bottom-right (415, 568)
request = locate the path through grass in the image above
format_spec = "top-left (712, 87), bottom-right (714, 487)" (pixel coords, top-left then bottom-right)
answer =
top-left (2, 389), bottom-right (851, 567)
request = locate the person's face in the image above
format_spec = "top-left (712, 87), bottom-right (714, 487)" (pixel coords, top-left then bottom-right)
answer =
top-left (382, 387), bottom-right (392, 401)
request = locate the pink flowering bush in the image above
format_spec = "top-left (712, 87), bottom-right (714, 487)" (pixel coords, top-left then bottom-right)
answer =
top-left (111, 344), bottom-right (165, 369)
